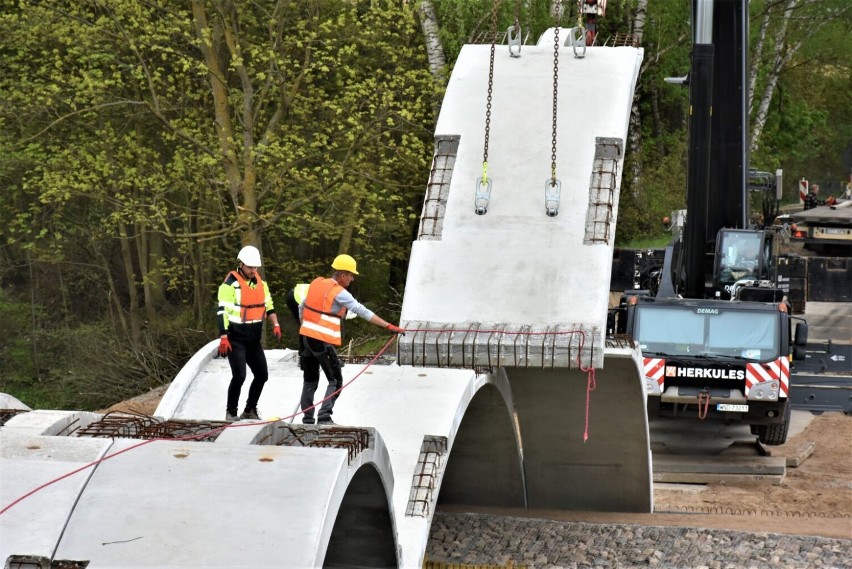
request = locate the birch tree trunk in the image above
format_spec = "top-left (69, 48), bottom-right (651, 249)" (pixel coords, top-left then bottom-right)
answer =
top-left (749, 0), bottom-right (848, 153)
top-left (747, 5), bottom-right (772, 113)
top-left (417, 0), bottom-right (447, 85)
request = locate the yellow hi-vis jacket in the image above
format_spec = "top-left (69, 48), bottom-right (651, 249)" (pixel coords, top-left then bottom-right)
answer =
top-left (299, 277), bottom-right (346, 345)
top-left (293, 283), bottom-right (310, 304)
top-left (217, 270), bottom-right (274, 342)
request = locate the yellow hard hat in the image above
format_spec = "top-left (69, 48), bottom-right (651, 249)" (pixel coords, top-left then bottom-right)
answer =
top-left (331, 254), bottom-right (359, 275)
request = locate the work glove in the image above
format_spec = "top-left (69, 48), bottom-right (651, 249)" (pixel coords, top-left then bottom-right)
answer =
top-left (218, 336), bottom-right (232, 357)
top-left (272, 324), bottom-right (282, 341)
top-left (386, 324), bottom-right (405, 336)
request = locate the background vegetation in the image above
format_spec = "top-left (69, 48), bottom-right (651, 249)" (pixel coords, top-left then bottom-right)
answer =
top-left (1, 0), bottom-right (849, 410)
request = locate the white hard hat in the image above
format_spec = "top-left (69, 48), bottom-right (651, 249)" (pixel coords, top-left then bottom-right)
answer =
top-left (237, 245), bottom-right (262, 267)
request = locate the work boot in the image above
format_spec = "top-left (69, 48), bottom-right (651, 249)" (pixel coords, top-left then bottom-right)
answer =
top-left (240, 409), bottom-right (260, 421)
top-left (317, 418), bottom-right (335, 425)
top-left (225, 411), bottom-right (239, 422)
top-left (302, 416), bottom-right (315, 425)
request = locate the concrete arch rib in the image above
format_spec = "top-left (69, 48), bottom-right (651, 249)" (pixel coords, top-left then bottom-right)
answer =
top-left (45, 430), bottom-right (398, 567)
top-left (325, 464), bottom-right (397, 568)
top-left (509, 350), bottom-right (652, 512)
top-left (437, 369), bottom-right (526, 508)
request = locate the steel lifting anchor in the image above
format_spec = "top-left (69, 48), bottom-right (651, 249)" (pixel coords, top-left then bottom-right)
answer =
top-left (475, 177), bottom-right (493, 215)
top-left (544, 179), bottom-right (561, 217)
top-left (507, 24), bottom-right (522, 58)
top-left (570, 26), bottom-right (587, 59)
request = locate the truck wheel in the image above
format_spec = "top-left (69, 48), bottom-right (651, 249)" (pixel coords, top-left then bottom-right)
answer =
top-left (753, 402), bottom-right (791, 446)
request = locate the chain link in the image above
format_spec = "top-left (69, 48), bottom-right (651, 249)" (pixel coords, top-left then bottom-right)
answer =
top-left (482, 0), bottom-right (501, 178)
top-left (514, 0), bottom-right (521, 33)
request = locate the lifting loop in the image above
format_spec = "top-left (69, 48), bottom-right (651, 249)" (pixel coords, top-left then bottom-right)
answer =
top-left (570, 26), bottom-right (587, 59)
top-left (507, 24), bottom-right (522, 57)
top-left (508, 0), bottom-right (522, 57)
top-left (544, 179), bottom-right (561, 217)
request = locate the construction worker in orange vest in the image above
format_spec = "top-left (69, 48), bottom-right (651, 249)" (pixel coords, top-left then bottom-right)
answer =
top-left (298, 254), bottom-right (404, 424)
top-left (216, 245), bottom-right (281, 422)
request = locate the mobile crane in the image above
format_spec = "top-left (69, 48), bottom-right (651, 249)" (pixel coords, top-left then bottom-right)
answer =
top-left (609, 0), bottom-right (809, 444)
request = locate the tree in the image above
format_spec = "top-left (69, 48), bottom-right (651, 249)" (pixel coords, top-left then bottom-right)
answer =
top-left (0, 0), bottom-right (437, 409)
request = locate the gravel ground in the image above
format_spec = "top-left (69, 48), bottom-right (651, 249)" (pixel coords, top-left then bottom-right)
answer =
top-left (427, 512), bottom-right (852, 569)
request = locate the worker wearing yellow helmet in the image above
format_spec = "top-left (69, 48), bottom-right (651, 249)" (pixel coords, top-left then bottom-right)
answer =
top-left (216, 245), bottom-right (281, 422)
top-left (297, 254), bottom-right (405, 425)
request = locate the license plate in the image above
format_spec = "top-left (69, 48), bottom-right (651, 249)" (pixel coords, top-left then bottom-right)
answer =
top-left (716, 403), bottom-right (748, 412)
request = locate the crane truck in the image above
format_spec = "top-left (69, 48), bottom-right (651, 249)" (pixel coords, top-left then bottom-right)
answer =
top-left (608, 0), bottom-right (809, 444)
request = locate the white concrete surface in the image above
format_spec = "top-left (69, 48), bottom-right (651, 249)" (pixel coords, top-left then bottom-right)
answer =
top-left (1, 415), bottom-right (113, 563)
top-left (0, 394), bottom-right (29, 411)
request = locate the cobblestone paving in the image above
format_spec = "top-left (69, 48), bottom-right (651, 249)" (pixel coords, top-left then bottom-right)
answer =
top-left (427, 513), bottom-right (852, 568)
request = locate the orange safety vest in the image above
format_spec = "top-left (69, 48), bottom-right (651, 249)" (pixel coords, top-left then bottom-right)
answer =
top-left (299, 277), bottom-right (347, 345)
top-left (229, 270), bottom-right (267, 323)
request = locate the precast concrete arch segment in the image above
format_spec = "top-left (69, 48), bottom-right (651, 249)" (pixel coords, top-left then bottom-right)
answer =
top-left (48, 438), bottom-right (394, 567)
top-left (0, 405), bottom-right (399, 567)
top-left (399, 43), bottom-right (645, 371)
top-left (155, 344), bottom-right (526, 568)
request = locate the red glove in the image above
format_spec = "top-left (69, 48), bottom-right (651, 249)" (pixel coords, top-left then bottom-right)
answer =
top-left (218, 336), bottom-right (232, 357)
top-left (387, 324), bottom-right (405, 336)
top-left (273, 324), bottom-right (282, 341)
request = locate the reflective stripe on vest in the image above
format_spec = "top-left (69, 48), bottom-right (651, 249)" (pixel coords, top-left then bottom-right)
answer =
top-left (293, 283), bottom-right (310, 304)
top-left (228, 270), bottom-right (267, 324)
top-left (299, 277), bottom-right (346, 345)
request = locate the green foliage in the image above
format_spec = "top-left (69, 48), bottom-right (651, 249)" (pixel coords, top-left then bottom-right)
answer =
top-left (0, 0), bottom-right (437, 408)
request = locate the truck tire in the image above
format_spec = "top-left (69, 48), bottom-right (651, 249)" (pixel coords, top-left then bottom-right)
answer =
top-left (752, 402), bottom-right (791, 446)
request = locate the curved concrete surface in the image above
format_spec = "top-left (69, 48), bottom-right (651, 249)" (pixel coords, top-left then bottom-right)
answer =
top-left (1, 406), bottom-right (398, 568)
top-left (509, 350), bottom-right (652, 512)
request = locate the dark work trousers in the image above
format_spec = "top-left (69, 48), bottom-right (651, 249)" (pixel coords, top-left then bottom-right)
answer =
top-left (300, 336), bottom-right (343, 423)
top-left (285, 288), bottom-right (306, 356)
top-left (226, 338), bottom-right (268, 414)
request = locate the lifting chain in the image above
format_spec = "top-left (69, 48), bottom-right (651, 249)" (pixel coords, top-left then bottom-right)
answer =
top-left (475, 0), bottom-right (501, 215)
top-left (550, 15), bottom-right (561, 185)
top-left (543, 1), bottom-right (564, 217)
top-left (481, 0), bottom-right (501, 183)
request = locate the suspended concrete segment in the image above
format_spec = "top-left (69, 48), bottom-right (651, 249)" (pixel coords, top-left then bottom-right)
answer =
top-left (399, 36), bottom-right (653, 514)
top-left (401, 35), bottom-right (645, 371)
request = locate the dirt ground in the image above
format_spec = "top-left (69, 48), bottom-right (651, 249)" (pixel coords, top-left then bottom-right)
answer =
top-left (106, 388), bottom-right (852, 540)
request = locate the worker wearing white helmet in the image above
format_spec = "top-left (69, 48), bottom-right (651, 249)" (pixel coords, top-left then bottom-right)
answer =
top-left (216, 245), bottom-right (281, 422)
top-left (297, 254), bottom-right (405, 425)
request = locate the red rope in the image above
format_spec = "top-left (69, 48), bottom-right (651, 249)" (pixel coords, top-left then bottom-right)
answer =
top-left (3, 327), bottom-right (599, 514)
top-left (1, 336), bottom-right (399, 516)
